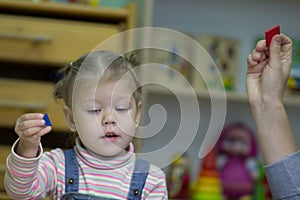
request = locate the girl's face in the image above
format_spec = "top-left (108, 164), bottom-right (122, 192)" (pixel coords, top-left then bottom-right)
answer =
top-left (69, 78), bottom-right (142, 158)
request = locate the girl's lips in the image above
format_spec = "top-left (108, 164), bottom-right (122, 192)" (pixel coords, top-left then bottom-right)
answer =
top-left (101, 131), bottom-right (120, 142)
top-left (104, 131), bottom-right (118, 137)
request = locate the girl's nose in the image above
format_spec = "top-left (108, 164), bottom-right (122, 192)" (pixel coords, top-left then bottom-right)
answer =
top-left (102, 110), bottom-right (116, 125)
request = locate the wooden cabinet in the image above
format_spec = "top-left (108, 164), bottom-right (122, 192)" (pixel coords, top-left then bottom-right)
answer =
top-left (0, 14), bottom-right (121, 64)
top-left (0, 78), bottom-right (67, 130)
top-left (0, 1), bottom-right (136, 197)
top-left (0, 145), bottom-right (10, 199)
top-left (0, 0), bottom-right (135, 64)
top-left (0, 0), bottom-right (136, 131)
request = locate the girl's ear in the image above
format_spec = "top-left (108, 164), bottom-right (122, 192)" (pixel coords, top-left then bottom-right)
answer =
top-left (135, 101), bottom-right (143, 127)
top-left (63, 106), bottom-right (76, 132)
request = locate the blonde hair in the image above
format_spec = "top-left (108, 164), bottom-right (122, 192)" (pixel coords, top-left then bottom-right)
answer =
top-left (54, 51), bottom-right (141, 106)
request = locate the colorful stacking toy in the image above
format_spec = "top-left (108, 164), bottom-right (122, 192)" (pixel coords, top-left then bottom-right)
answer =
top-left (192, 149), bottom-right (223, 200)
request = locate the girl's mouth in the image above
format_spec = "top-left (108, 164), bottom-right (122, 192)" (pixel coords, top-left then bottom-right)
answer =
top-left (103, 131), bottom-right (119, 142)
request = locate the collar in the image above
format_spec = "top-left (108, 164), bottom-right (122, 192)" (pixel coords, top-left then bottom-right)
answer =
top-left (73, 138), bottom-right (135, 170)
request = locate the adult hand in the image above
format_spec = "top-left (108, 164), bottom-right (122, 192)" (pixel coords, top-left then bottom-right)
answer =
top-left (246, 34), bottom-right (293, 106)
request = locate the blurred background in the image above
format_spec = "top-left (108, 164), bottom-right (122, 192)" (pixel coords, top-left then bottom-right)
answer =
top-left (1, 0), bottom-right (300, 199)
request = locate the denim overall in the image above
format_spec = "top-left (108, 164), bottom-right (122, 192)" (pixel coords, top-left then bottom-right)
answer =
top-left (61, 149), bottom-right (150, 200)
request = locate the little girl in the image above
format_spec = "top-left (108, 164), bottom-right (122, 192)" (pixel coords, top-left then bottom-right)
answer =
top-left (4, 51), bottom-right (168, 199)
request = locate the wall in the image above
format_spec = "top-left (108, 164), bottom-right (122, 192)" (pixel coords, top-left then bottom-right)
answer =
top-left (152, 0), bottom-right (300, 92)
top-left (141, 94), bottom-right (300, 182)
top-left (139, 0), bottom-right (300, 181)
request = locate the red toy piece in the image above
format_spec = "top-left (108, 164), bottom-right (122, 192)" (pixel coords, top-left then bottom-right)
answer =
top-left (265, 25), bottom-right (280, 47)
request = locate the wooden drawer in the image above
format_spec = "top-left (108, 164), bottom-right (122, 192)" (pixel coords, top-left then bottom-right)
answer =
top-left (0, 14), bottom-right (121, 64)
top-left (0, 145), bottom-right (10, 193)
top-left (0, 146), bottom-right (10, 166)
top-left (0, 192), bottom-right (11, 200)
top-left (0, 167), bottom-right (7, 193)
top-left (0, 78), bottom-right (69, 131)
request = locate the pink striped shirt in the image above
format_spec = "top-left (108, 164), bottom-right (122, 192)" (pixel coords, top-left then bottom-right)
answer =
top-left (5, 138), bottom-right (168, 199)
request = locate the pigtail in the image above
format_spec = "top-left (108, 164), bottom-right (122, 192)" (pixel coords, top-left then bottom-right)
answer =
top-left (124, 51), bottom-right (141, 67)
top-left (123, 51), bottom-right (144, 153)
top-left (53, 62), bottom-right (71, 102)
top-left (123, 51), bottom-right (142, 95)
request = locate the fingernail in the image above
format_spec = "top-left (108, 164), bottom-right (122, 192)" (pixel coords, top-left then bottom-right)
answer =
top-left (275, 35), bottom-right (281, 43)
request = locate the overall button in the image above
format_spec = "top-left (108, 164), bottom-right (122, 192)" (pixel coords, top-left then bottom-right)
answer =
top-left (133, 189), bottom-right (140, 196)
top-left (68, 178), bottom-right (75, 185)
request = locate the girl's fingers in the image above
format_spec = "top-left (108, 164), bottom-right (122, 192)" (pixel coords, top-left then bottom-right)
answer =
top-left (18, 113), bottom-right (44, 121)
top-left (19, 126), bottom-right (51, 145)
top-left (16, 119), bottom-right (45, 133)
top-left (15, 113), bottom-right (47, 136)
top-left (38, 126), bottom-right (52, 137)
top-left (21, 127), bottom-right (45, 138)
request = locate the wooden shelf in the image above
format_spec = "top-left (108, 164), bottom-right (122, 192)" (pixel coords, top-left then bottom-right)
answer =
top-left (0, 0), bottom-right (136, 29)
top-left (144, 85), bottom-right (245, 100)
top-left (0, 0), bottom-right (127, 17)
top-left (144, 85), bottom-right (300, 107)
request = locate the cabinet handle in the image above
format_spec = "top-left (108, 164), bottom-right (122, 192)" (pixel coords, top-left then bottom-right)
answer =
top-left (0, 32), bottom-right (52, 43)
top-left (0, 100), bottom-right (47, 111)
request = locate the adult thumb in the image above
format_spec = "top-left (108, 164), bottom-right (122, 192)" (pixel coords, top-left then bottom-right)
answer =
top-left (269, 35), bottom-right (282, 67)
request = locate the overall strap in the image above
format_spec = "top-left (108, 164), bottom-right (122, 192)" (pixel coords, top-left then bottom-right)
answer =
top-left (64, 148), bottom-right (79, 193)
top-left (127, 158), bottom-right (150, 200)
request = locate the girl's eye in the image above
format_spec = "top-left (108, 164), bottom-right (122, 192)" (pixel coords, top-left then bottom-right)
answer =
top-left (87, 109), bottom-right (102, 114)
top-left (115, 107), bottom-right (130, 112)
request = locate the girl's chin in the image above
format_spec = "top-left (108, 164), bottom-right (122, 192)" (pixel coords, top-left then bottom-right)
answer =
top-left (100, 136), bottom-right (120, 143)
top-left (88, 146), bottom-right (127, 158)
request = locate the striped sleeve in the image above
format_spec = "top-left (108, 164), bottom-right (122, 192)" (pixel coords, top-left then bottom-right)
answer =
top-left (4, 139), bottom-right (59, 199)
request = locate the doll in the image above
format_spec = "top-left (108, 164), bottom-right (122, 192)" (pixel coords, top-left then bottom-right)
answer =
top-left (216, 122), bottom-right (259, 200)
top-left (167, 152), bottom-right (190, 199)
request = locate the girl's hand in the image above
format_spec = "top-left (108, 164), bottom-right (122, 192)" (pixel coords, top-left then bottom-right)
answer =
top-left (246, 34), bottom-right (293, 107)
top-left (14, 113), bottom-right (51, 158)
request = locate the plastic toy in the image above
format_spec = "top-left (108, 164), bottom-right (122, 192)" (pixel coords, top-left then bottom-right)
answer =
top-left (192, 148), bottom-right (223, 200)
top-left (254, 162), bottom-right (272, 200)
top-left (265, 25), bottom-right (280, 47)
top-left (43, 113), bottom-right (52, 126)
top-left (167, 152), bottom-right (190, 199)
top-left (216, 122), bottom-right (259, 200)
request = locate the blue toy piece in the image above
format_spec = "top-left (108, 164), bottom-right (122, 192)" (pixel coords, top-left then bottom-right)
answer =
top-left (43, 113), bottom-right (52, 126)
